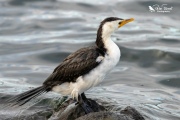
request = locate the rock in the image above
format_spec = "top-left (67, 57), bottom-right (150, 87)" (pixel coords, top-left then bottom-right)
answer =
top-left (77, 106), bottom-right (145, 120)
top-left (49, 98), bottom-right (105, 120)
top-left (120, 106), bottom-right (145, 120)
top-left (0, 95), bottom-right (145, 120)
top-left (76, 111), bottom-right (133, 120)
top-left (49, 98), bottom-right (145, 120)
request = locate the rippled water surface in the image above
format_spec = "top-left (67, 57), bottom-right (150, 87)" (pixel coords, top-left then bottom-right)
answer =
top-left (0, 0), bottom-right (180, 120)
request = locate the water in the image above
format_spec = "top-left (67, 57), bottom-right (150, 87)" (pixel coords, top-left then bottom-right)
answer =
top-left (0, 0), bottom-right (180, 119)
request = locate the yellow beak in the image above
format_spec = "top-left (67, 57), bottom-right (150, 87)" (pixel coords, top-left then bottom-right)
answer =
top-left (118, 18), bottom-right (134, 28)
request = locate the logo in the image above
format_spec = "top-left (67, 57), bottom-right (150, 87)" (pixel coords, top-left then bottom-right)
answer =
top-left (149, 4), bottom-right (173, 13)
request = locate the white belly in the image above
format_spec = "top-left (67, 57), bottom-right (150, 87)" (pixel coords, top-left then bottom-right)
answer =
top-left (82, 50), bottom-right (120, 92)
top-left (52, 41), bottom-right (120, 100)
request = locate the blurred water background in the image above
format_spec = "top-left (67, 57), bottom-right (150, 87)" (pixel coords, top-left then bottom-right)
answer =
top-left (0, 0), bottom-right (180, 119)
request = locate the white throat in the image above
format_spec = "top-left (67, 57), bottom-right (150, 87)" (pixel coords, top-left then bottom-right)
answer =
top-left (103, 36), bottom-right (120, 58)
top-left (101, 23), bottom-right (120, 56)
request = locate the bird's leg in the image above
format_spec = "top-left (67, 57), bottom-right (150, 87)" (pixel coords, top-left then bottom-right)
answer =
top-left (81, 92), bottom-right (88, 102)
top-left (78, 93), bottom-right (93, 114)
top-left (81, 92), bottom-right (92, 107)
top-left (82, 93), bottom-right (104, 112)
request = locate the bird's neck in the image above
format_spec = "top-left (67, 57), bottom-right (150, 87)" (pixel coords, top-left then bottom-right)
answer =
top-left (96, 26), bottom-right (113, 53)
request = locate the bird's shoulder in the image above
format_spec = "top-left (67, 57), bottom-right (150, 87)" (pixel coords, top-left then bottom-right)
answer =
top-left (63, 46), bottom-right (104, 62)
top-left (54, 46), bottom-right (105, 73)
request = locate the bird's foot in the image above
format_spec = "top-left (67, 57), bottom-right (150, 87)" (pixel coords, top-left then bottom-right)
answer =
top-left (80, 102), bottom-right (94, 114)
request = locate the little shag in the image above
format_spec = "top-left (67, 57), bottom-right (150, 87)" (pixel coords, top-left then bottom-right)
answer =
top-left (7, 17), bottom-right (134, 113)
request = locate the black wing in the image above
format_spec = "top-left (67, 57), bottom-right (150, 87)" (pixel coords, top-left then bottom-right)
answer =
top-left (43, 46), bottom-right (104, 90)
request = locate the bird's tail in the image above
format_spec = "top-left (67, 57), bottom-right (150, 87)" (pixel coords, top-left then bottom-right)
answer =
top-left (6, 86), bottom-right (49, 106)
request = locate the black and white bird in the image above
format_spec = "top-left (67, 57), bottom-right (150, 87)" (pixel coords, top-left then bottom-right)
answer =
top-left (7, 17), bottom-right (134, 113)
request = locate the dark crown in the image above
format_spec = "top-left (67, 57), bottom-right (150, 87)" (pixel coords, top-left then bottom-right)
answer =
top-left (101, 17), bottom-right (123, 24)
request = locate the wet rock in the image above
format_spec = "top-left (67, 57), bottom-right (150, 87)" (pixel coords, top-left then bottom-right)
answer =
top-left (77, 106), bottom-right (145, 120)
top-left (76, 111), bottom-right (133, 120)
top-left (49, 98), bottom-right (145, 120)
top-left (120, 106), bottom-right (145, 120)
top-left (0, 95), bottom-right (145, 120)
top-left (49, 98), bottom-right (105, 120)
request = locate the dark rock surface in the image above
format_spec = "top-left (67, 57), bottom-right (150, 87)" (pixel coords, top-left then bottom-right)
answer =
top-left (0, 95), bottom-right (145, 120)
top-left (49, 98), bottom-right (145, 120)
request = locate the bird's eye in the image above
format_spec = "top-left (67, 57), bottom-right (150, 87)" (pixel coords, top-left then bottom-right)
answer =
top-left (119, 22), bottom-right (122, 24)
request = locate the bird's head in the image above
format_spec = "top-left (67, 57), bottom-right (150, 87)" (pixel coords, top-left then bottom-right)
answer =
top-left (97, 17), bottom-right (134, 39)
